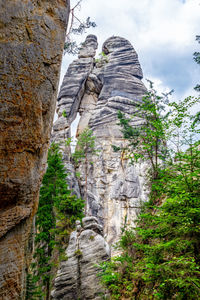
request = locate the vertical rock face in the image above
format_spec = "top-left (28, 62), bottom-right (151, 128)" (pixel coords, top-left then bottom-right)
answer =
top-left (57, 34), bottom-right (98, 121)
top-left (54, 34), bottom-right (149, 245)
top-left (82, 37), bottom-right (149, 247)
top-left (0, 1), bottom-right (69, 299)
top-left (52, 34), bottom-right (98, 198)
top-left (52, 35), bottom-right (149, 299)
top-left (52, 217), bottom-right (110, 300)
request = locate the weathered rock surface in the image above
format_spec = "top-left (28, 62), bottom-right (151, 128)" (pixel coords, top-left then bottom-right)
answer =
top-left (0, 1), bottom-right (69, 298)
top-left (51, 35), bottom-right (150, 299)
top-left (52, 217), bottom-right (110, 300)
top-left (54, 35), bottom-right (149, 252)
top-left (52, 35), bottom-right (98, 199)
top-left (57, 34), bottom-right (98, 121)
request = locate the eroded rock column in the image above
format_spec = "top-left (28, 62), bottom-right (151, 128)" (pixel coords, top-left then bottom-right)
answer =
top-left (53, 36), bottom-right (150, 251)
top-left (51, 34), bottom-right (98, 198)
top-left (52, 217), bottom-right (110, 300)
top-left (78, 36), bottom-right (149, 248)
top-left (51, 35), bottom-right (150, 298)
top-left (0, 1), bottom-right (69, 298)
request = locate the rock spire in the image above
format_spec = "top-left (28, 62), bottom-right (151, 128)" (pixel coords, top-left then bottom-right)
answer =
top-left (52, 35), bottom-right (149, 299)
top-left (52, 34), bottom-right (148, 247)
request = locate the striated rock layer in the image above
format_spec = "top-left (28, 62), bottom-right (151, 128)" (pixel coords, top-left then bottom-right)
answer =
top-left (52, 35), bottom-right (98, 198)
top-left (84, 37), bottom-right (149, 247)
top-left (52, 217), bottom-right (110, 300)
top-left (53, 34), bottom-right (149, 244)
top-left (52, 35), bottom-right (149, 299)
top-left (0, 1), bottom-right (69, 299)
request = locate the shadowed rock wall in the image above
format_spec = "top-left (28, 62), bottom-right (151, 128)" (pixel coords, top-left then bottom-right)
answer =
top-left (52, 35), bottom-right (98, 198)
top-left (0, 1), bottom-right (69, 298)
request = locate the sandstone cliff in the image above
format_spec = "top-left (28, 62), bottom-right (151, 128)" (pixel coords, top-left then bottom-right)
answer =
top-left (53, 34), bottom-right (149, 247)
top-left (52, 217), bottom-right (110, 300)
top-left (52, 35), bottom-right (149, 299)
top-left (0, 1), bottom-right (69, 299)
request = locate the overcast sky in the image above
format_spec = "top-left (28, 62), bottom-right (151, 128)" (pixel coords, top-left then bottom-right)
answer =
top-left (59, 0), bottom-right (200, 102)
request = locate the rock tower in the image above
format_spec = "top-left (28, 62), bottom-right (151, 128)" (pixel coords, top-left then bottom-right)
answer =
top-left (52, 35), bottom-right (149, 299)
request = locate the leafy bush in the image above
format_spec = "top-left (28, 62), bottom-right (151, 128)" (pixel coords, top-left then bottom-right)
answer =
top-left (99, 87), bottom-right (200, 299)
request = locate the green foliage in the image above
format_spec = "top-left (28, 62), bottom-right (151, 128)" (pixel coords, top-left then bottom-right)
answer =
top-left (95, 51), bottom-right (109, 63)
top-left (59, 253), bottom-right (68, 262)
top-left (72, 128), bottom-right (99, 213)
top-left (62, 110), bottom-right (67, 118)
top-left (89, 235), bottom-right (95, 241)
top-left (193, 35), bottom-right (200, 65)
top-left (72, 127), bottom-right (98, 165)
top-left (99, 88), bottom-right (200, 299)
top-left (74, 249), bottom-right (83, 257)
top-left (65, 0), bottom-right (97, 55)
top-left (32, 143), bottom-right (84, 299)
top-left (116, 81), bottom-right (172, 179)
top-left (65, 137), bottom-right (72, 147)
top-left (193, 35), bottom-right (200, 93)
top-left (25, 273), bottom-right (43, 300)
top-left (75, 171), bottom-right (81, 178)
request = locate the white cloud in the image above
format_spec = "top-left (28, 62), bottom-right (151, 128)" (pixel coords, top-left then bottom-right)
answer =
top-left (59, 0), bottom-right (200, 103)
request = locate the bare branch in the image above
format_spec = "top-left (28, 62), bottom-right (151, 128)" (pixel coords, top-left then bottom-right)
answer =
top-left (71, 0), bottom-right (82, 11)
top-left (64, 0), bottom-right (96, 55)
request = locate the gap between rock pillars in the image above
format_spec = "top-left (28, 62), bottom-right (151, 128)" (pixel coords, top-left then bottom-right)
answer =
top-left (70, 113), bottom-right (81, 153)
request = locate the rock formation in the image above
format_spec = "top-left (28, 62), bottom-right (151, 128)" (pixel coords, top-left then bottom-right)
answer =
top-left (52, 35), bottom-right (149, 299)
top-left (52, 217), bottom-right (110, 300)
top-left (0, 1), bottom-right (69, 299)
top-left (52, 34), bottom-right (149, 249)
top-left (52, 35), bottom-right (98, 199)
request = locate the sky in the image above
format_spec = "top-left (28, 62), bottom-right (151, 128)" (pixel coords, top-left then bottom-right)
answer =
top-left (59, 0), bottom-right (200, 104)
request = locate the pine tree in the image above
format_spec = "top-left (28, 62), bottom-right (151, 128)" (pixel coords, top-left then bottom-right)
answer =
top-left (25, 273), bottom-right (42, 300)
top-left (32, 143), bottom-right (84, 299)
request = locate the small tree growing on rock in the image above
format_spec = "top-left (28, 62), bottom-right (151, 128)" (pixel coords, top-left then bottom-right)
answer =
top-left (72, 127), bottom-right (99, 214)
top-left (64, 0), bottom-right (96, 55)
top-left (30, 143), bottom-right (84, 300)
top-left (99, 87), bottom-right (200, 300)
top-left (114, 80), bottom-right (172, 181)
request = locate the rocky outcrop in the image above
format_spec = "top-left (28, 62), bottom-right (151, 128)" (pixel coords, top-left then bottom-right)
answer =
top-left (52, 35), bottom-right (98, 198)
top-left (52, 217), bottom-right (110, 300)
top-left (81, 37), bottom-right (149, 248)
top-left (53, 35), bottom-right (149, 251)
top-left (57, 34), bottom-right (98, 121)
top-left (0, 1), bottom-right (69, 299)
top-left (52, 35), bottom-right (150, 299)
